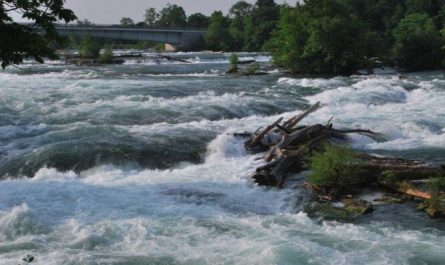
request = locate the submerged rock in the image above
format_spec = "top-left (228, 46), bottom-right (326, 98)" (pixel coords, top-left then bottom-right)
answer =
top-left (304, 199), bottom-right (373, 221)
top-left (304, 201), bottom-right (351, 220)
top-left (341, 198), bottom-right (374, 215)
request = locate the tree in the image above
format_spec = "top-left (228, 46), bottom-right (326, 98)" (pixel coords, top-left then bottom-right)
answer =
top-left (229, 53), bottom-right (239, 72)
top-left (268, 6), bottom-right (310, 73)
top-left (135, 21), bottom-right (148, 27)
top-left (156, 4), bottom-right (187, 27)
top-left (99, 47), bottom-right (114, 63)
top-left (244, 0), bottom-right (280, 51)
top-left (120, 17), bottom-right (134, 26)
top-left (269, 0), bottom-right (385, 74)
top-left (0, 0), bottom-right (76, 68)
top-left (187, 13), bottom-right (210, 28)
top-left (77, 18), bottom-right (93, 27)
top-left (144, 8), bottom-right (159, 26)
top-left (392, 13), bottom-right (444, 70)
top-left (77, 35), bottom-right (100, 58)
top-left (229, 1), bottom-right (253, 18)
top-left (204, 11), bottom-right (233, 51)
top-left (228, 1), bottom-right (253, 50)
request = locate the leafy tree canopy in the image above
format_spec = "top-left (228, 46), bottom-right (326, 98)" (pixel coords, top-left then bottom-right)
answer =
top-left (204, 11), bottom-right (233, 51)
top-left (157, 4), bottom-right (187, 27)
top-left (393, 13), bottom-right (444, 70)
top-left (269, 0), bottom-right (445, 73)
top-left (0, 0), bottom-right (76, 68)
top-left (77, 35), bottom-right (100, 58)
top-left (187, 13), bottom-right (210, 28)
top-left (244, 0), bottom-right (279, 51)
top-left (228, 1), bottom-right (253, 18)
top-left (120, 17), bottom-right (134, 26)
top-left (144, 7), bottom-right (159, 26)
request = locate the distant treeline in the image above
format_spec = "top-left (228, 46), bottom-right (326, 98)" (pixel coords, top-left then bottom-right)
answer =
top-left (87, 0), bottom-right (445, 74)
top-left (270, 0), bottom-right (445, 74)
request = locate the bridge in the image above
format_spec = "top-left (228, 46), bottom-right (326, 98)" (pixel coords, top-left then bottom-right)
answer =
top-left (54, 25), bottom-right (206, 51)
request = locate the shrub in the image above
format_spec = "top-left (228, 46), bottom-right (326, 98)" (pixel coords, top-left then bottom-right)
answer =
top-left (229, 53), bottom-right (238, 72)
top-left (428, 175), bottom-right (445, 193)
top-left (78, 35), bottom-right (101, 58)
top-left (99, 47), bottom-right (114, 63)
top-left (244, 62), bottom-right (260, 75)
top-left (381, 170), bottom-right (398, 184)
top-left (308, 144), bottom-right (363, 196)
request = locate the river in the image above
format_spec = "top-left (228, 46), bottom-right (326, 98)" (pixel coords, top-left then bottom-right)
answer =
top-left (0, 52), bottom-right (444, 264)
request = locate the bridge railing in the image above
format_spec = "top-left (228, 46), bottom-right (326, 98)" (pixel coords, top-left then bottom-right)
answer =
top-left (19, 22), bottom-right (206, 32)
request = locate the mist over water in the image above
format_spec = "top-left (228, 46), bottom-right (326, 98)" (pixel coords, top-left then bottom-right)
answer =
top-left (1, 52), bottom-right (445, 264)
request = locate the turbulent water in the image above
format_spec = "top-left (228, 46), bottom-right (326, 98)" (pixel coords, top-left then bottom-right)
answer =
top-left (0, 51), bottom-right (444, 265)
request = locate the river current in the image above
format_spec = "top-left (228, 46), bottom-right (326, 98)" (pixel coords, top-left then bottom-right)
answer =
top-left (0, 52), bottom-right (444, 264)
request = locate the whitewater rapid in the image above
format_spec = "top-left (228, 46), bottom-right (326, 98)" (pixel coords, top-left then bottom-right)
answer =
top-left (1, 52), bottom-right (445, 264)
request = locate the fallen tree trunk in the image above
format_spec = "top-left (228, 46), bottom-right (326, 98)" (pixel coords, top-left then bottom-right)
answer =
top-left (282, 101), bottom-right (321, 131)
top-left (249, 117), bottom-right (283, 147)
top-left (378, 180), bottom-right (432, 200)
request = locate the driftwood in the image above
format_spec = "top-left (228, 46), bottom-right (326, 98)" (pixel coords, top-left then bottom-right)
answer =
top-left (247, 104), bottom-right (384, 186)
top-left (242, 101), bottom-right (444, 193)
top-left (249, 117), bottom-right (283, 147)
top-left (378, 180), bottom-right (432, 200)
top-left (157, 55), bottom-right (192, 63)
top-left (282, 101), bottom-right (321, 131)
top-left (238, 101), bottom-right (445, 218)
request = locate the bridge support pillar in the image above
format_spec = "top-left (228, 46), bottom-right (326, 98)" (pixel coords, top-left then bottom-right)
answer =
top-left (164, 43), bottom-right (177, 52)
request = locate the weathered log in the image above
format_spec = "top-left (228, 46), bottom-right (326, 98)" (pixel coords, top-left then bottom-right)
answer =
top-left (263, 133), bottom-right (333, 187)
top-left (256, 159), bottom-right (281, 172)
top-left (249, 117), bottom-right (283, 147)
top-left (283, 101), bottom-right (321, 131)
top-left (378, 180), bottom-right (432, 200)
top-left (266, 124), bottom-right (325, 160)
top-left (269, 153), bottom-right (303, 187)
top-left (333, 128), bottom-right (387, 142)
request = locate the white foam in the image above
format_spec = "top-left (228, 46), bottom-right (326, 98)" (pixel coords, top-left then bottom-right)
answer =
top-left (278, 77), bottom-right (348, 88)
top-left (0, 204), bottom-right (43, 241)
top-left (302, 75), bottom-right (445, 150)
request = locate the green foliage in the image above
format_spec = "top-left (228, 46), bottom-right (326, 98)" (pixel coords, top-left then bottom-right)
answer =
top-left (270, 0), bottom-right (383, 74)
top-left (153, 43), bottom-right (165, 51)
top-left (228, 1), bottom-right (253, 49)
top-left (424, 175), bottom-right (445, 217)
top-left (187, 13), bottom-right (210, 28)
top-left (393, 13), bottom-right (444, 70)
top-left (204, 11), bottom-right (233, 51)
top-left (309, 144), bottom-right (363, 196)
top-left (120, 17), bottom-right (134, 26)
top-left (244, 62), bottom-right (261, 74)
top-left (428, 175), bottom-right (445, 193)
top-left (268, 0), bottom-right (445, 73)
top-left (229, 53), bottom-right (239, 71)
top-left (77, 35), bottom-right (101, 58)
top-left (0, 0), bottom-right (77, 68)
top-left (244, 0), bottom-right (280, 51)
top-left (99, 47), bottom-right (114, 63)
top-left (381, 170), bottom-right (398, 184)
top-left (157, 4), bottom-right (187, 27)
top-left (144, 8), bottom-right (159, 26)
top-left (77, 19), bottom-right (93, 27)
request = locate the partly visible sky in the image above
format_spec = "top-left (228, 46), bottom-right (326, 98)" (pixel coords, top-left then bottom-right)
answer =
top-left (48, 0), bottom-right (299, 24)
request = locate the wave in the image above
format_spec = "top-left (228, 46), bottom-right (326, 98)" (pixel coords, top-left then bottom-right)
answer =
top-left (278, 76), bottom-right (349, 88)
top-left (302, 75), bottom-right (445, 150)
